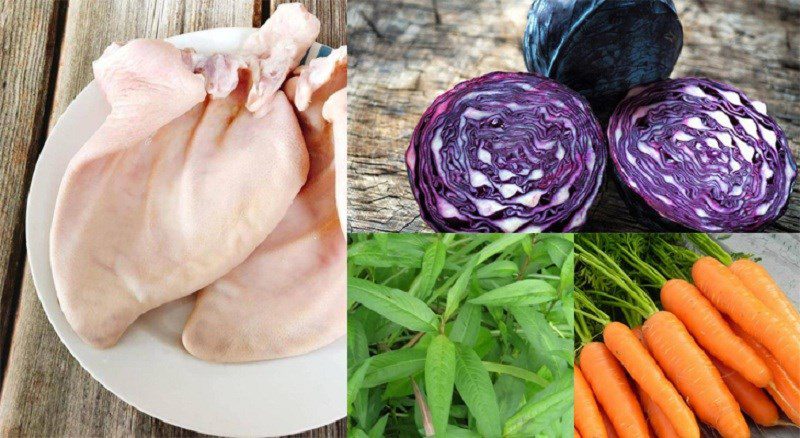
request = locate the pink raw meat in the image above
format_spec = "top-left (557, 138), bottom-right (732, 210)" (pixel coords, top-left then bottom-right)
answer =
top-left (50, 4), bottom-right (320, 348)
top-left (182, 47), bottom-right (348, 362)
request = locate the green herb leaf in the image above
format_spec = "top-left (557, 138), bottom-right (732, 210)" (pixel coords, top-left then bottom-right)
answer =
top-left (348, 318), bottom-right (369, 365)
top-left (348, 428), bottom-right (370, 438)
top-left (368, 414), bottom-right (389, 438)
top-left (454, 343), bottom-right (502, 438)
top-left (502, 382), bottom-right (572, 436)
top-left (449, 303), bottom-right (482, 346)
top-left (559, 251), bottom-right (575, 295)
top-left (381, 378), bottom-right (413, 400)
top-left (494, 374), bottom-right (526, 423)
top-left (509, 307), bottom-right (559, 372)
top-left (443, 262), bottom-right (476, 322)
top-left (445, 425), bottom-right (483, 437)
top-left (472, 326), bottom-right (495, 359)
top-left (481, 361), bottom-right (548, 386)
top-left (476, 260), bottom-right (519, 279)
top-left (348, 358), bottom-right (373, 410)
top-left (349, 277), bottom-right (439, 332)
top-left (468, 279), bottom-right (556, 306)
top-left (477, 234), bottom-right (528, 264)
top-left (540, 235), bottom-right (573, 269)
top-left (425, 335), bottom-right (456, 437)
top-left (348, 238), bottom-right (425, 268)
top-left (410, 238), bottom-right (447, 300)
top-left (362, 348), bottom-right (427, 388)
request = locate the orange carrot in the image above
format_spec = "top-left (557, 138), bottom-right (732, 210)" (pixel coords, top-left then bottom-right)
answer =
top-left (643, 311), bottom-right (749, 438)
top-left (711, 357), bottom-right (779, 426)
top-left (575, 364), bottom-right (608, 438)
top-left (600, 406), bottom-right (619, 438)
top-left (729, 319), bottom-right (800, 425)
top-left (729, 258), bottom-right (800, 334)
top-left (660, 279), bottom-right (771, 387)
top-left (630, 327), bottom-right (680, 438)
top-left (692, 256), bottom-right (800, 385)
top-left (603, 322), bottom-right (698, 438)
top-left (579, 342), bottom-right (649, 438)
top-left (576, 428), bottom-right (583, 438)
top-left (636, 382), bottom-right (680, 438)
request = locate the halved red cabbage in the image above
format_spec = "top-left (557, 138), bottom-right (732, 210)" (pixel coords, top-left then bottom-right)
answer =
top-left (608, 77), bottom-right (797, 231)
top-left (523, 0), bottom-right (683, 123)
top-left (406, 72), bottom-right (606, 232)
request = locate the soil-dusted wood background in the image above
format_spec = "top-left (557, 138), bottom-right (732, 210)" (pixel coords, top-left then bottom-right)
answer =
top-left (0, 1), bottom-right (345, 436)
top-left (348, 0), bottom-right (800, 232)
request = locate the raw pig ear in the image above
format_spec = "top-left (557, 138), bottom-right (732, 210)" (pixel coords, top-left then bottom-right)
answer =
top-left (242, 3), bottom-right (320, 117)
top-left (50, 38), bottom-right (309, 348)
top-left (323, 88), bottom-right (348, 234)
top-left (181, 49), bottom-right (348, 363)
top-left (90, 39), bottom-right (207, 145)
top-left (242, 3), bottom-right (320, 58)
top-left (292, 46), bottom-right (348, 112)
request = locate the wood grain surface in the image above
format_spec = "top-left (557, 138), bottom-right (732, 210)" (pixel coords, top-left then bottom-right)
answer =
top-left (272, 0), bottom-right (347, 46)
top-left (0, 0), bottom-right (63, 389)
top-left (347, 0), bottom-right (800, 232)
top-left (0, 1), bottom-right (346, 437)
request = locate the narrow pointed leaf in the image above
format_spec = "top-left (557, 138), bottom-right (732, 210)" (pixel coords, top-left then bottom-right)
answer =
top-left (503, 386), bottom-right (572, 436)
top-left (476, 260), bottom-right (519, 279)
top-left (454, 344), bottom-right (502, 438)
top-left (425, 335), bottom-right (456, 437)
top-left (509, 306), bottom-right (559, 372)
top-left (368, 415), bottom-right (389, 438)
top-left (348, 238), bottom-right (425, 268)
top-left (481, 361), bottom-right (548, 386)
top-left (362, 348), bottom-right (426, 388)
top-left (476, 234), bottom-right (528, 264)
top-left (469, 279), bottom-right (556, 306)
top-left (540, 235), bottom-right (573, 268)
top-left (443, 262), bottom-right (476, 321)
top-left (348, 358), bottom-right (373, 409)
top-left (410, 238), bottom-right (447, 300)
top-left (350, 277), bottom-right (439, 332)
top-left (349, 428), bottom-right (370, 438)
top-left (348, 318), bottom-right (369, 364)
top-left (449, 303), bottom-right (481, 346)
top-left (559, 251), bottom-right (574, 294)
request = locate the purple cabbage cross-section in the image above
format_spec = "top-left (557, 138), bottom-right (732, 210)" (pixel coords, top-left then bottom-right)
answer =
top-left (406, 72), bottom-right (607, 232)
top-left (608, 77), bottom-right (797, 231)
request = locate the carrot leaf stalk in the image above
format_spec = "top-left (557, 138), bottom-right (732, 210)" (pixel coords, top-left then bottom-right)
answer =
top-left (684, 234), bottom-right (733, 266)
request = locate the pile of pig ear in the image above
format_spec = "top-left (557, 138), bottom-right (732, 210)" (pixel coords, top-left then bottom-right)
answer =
top-left (49, 3), bottom-right (347, 362)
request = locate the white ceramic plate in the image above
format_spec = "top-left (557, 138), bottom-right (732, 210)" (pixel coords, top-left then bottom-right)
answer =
top-left (25, 28), bottom-right (345, 438)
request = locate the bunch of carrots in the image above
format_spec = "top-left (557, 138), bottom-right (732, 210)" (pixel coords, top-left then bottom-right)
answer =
top-left (573, 234), bottom-right (800, 438)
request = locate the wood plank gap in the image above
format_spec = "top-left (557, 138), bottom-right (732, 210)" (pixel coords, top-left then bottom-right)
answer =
top-left (0, 0), bottom-right (69, 391)
top-left (258, 0), bottom-right (270, 25)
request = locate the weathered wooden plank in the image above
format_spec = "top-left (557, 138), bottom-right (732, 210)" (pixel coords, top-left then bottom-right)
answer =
top-left (288, 422), bottom-right (347, 437)
top-left (0, 0), bottom-right (63, 386)
top-left (0, 1), bottom-right (256, 436)
top-left (271, 0), bottom-right (347, 47)
top-left (347, 0), bottom-right (800, 232)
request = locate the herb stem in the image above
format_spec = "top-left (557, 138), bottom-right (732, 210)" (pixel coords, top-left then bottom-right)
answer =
top-left (402, 332), bottom-right (425, 349)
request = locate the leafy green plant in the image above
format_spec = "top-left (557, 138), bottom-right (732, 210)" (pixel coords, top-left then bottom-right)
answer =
top-left (347, 233), bottom-right (574, 437)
